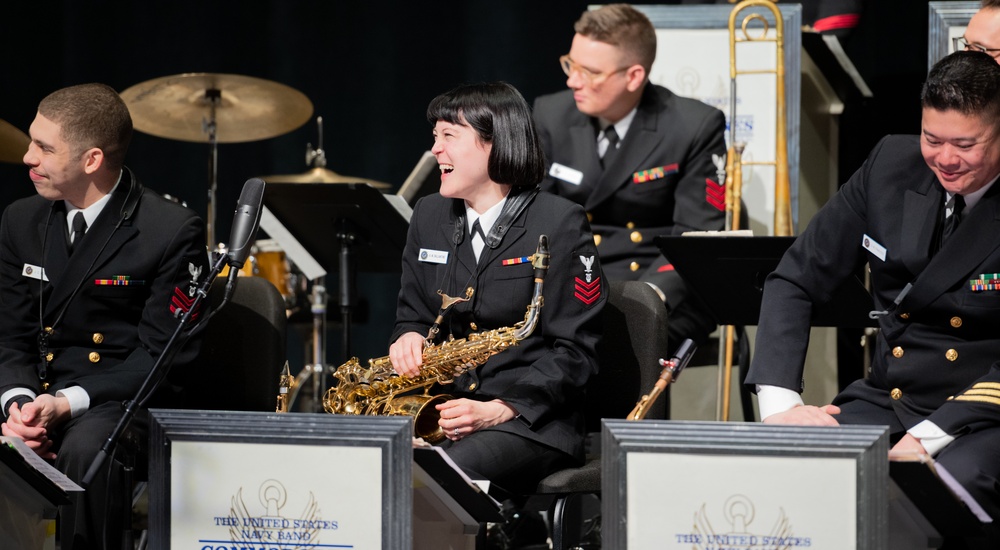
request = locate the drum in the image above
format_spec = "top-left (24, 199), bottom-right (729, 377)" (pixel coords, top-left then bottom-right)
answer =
top-left (253, 239), bottom-right (295, 303)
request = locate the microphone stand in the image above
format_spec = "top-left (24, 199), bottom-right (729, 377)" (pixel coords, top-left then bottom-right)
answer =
top-left (82, 251), bottom-right (229, 487)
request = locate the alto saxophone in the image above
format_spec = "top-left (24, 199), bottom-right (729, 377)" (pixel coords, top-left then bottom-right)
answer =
top-left (319, 235), bottom-right (549, 443)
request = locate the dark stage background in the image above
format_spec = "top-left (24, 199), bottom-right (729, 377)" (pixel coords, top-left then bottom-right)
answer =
top-left (0, 0), bottom-right (949, 369)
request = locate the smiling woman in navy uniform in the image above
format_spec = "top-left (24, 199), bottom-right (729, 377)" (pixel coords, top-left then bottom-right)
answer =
top-left (533, 4), bottom-right (727, 349)
top-left (0, 83), bottom-right (208, 550)
top-left (747, 52), bottom-right (1000, 546)
top-left (388, 81), bottom-right (605, 496)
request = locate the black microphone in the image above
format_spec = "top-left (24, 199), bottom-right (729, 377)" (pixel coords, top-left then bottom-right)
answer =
top-left (227, 177), bottom-right (266, 269)
top-left (223, 178), bottom-right (266, 303)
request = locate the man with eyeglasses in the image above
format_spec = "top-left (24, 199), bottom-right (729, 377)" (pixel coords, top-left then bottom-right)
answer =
top-left (533, 3), bottom-right (727, 356)
top-left (956, 0), bottom-right (1000, 61)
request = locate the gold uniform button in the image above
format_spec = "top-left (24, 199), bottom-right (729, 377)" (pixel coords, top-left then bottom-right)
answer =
top-left (469, 322), bottom-right (478, 331)
top-left (44, 326), bottom-right (54, 334)
top-left (892, 346), bottom-right (904, 358)
top-left (468, 383), bottom-right (477, 391)
top-left (629, 261), bottom-right (640, 272)
top-left (41, 382), bottom-right (50, 391)
top-left (899, 313), bottom-right (910, 320)
top-left (45, 352), bottom-right (54, 362)
top-left (594, 234), bottom-right (602, 246)
top-left (946, 349), bottom-right (958, 362)
top-left (92, 333), bottom-right (104, 344)
top-left (630, 231), bottom-right (643, 243)
top-left (891, 388), bottom-right (902, 400)
top-left (626, 221), bottom-right (635, 229)
top-left (89, 352), bottom-right (101, 363)
top-left (950, 316), bottom-right (962, 328)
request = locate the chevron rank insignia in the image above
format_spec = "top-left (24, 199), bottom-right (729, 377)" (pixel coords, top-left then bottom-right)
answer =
top-left (705, 178), bottom-right (725, 211)
top-left (575, 255), bottom-right (601, 306)
top-left (170, 287), bottom-right (201, 321)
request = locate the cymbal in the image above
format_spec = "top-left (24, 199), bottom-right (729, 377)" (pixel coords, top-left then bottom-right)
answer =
top-left (262, 167), bottom-right (391, 190)
top-left (120, 73), bottom-right (313, 143)
top-left (0, 118), bottom-right (29, 164)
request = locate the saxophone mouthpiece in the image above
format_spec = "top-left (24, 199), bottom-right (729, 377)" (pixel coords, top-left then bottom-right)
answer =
top-left (532, 235), bottom-right (550, 280)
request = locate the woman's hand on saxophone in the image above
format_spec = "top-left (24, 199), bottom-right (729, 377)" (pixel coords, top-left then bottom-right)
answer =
top-left (389, 331), bottom-right (426, 378)
top-left (437, 398), bottom-right (519, 441)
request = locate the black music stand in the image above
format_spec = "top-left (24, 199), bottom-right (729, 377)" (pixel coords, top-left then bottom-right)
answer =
top-left (655, 235), bottom-right (875, 327)
top-left (889, 455), bottom-right (988, 546)
top-left (263, 182), bottom-right (410, 360)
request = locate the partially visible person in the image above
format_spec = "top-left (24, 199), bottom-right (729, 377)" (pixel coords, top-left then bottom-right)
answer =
top-left (389, 81), bottom-right (605, 497)
top-left (533, 3), bottom-right (726, 348)
top-left (0, 83), bottom-right (209, 550)
top-left (956, 0), bottom-right (1000, 61)
top-left (746, 51), bottom-right (1000, 546)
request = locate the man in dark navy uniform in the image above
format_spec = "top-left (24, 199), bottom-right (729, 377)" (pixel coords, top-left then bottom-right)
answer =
top-left (0, 83), bottom-right (208, 550)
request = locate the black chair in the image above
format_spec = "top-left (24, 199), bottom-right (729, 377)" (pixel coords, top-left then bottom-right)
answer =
top-left (127, 276), bottom-right (288, 548)
top-left (178, 275), bottom-right (288, 411)
top-left (529, 279), bottom-right (671, 549)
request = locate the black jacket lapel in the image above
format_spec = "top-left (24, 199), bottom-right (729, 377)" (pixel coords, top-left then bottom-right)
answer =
top-left (586, 88), bottom-right (664, 210)
top-left (44, 174), bottom-right (140, 316)
top-left (899, 174), bottom-right (941, 275)
top-left (901, 185), bottom-right (1000, 312)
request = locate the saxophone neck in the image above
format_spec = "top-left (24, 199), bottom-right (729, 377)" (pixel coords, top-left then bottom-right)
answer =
top-left (513, 235), bottom-right (548, 341)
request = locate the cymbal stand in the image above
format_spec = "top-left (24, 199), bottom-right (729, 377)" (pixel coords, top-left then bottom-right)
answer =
top-left (336, 222), bottom-right (357, 361)
top-left (305, 116), bottom-right (327, 169)
top-left (202, 88), bottom-right (221, 248)
top-left (288, 276), bottom-right (330, 412)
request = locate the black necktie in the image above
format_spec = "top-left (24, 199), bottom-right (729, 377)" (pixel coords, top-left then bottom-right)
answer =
top-left (600, 126), bottom-right (620, 168)
top-left (70, 212), bottom-right (87, 254)
top-left (939, 194), bottom-right (965, 249)
top-left (470, 219), bottom-right (487, 260)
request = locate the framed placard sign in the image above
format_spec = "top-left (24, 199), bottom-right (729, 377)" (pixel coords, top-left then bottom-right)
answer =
top-left (928, 2), bottom-right (979, 70)
top-left (635, 4), bottom-right (801, 234)
top-left (148, 410), bottom-right (412, 549)
top-left (602, 420), bottom-right (888, 549)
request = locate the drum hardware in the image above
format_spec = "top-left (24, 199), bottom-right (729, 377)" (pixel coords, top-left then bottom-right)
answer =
top-left (120, 73), bottom-right (314, 247)
top-left (283, 276), bottom-right (331, 412)
top-left (0, 118), bottom-right (30, 164)
top-left (261, 116), bottom-right (391, 190)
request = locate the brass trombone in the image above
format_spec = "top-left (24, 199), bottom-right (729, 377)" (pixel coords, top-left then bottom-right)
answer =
top-left (719, 0), bottom-right (794, 421)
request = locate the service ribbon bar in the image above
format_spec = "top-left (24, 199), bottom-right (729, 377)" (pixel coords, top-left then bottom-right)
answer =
top-left (95, 276), bottom-right (146, 286)
top-left (502, 255), bottom-right (534, 266)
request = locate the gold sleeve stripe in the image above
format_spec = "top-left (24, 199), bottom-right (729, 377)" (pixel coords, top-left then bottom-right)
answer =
top-left (952, 395), bottom-right (1000, 406)
top-left (960, 389), bottom-right (1000, 398)
top-left (970, 382), bottom-right (1000, 390)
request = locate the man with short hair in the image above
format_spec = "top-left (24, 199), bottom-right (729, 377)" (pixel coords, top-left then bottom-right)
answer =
top-left (747, 51), bottom-right (1000, 545)
top-left (0, 83), bottom-right (208, 550)
top-left (533, 3), bottom-right (727, 350)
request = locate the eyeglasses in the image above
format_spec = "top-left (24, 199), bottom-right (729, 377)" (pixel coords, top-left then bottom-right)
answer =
top-left (953, 36), bottom-right (1000, 58)
top-left (559, 55), bottom-right (629, 85)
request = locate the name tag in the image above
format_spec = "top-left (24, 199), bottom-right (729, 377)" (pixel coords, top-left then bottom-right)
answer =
top-left (549, 163), bottom-right (583, 186)
top-left (862, 234), bottom-right (886, 262)
top-left (418, 248), bottom-right (449, 264)
top-left (22, 263), bottom-right (49, 281)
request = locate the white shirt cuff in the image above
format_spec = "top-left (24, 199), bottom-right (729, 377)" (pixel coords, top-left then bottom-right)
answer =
top-left (55, 386), bottom-right (91, 418)
top-left (1, 388), bottom-right (37, 416)
top-left (756, 384), bottom-right (804, 421)
top-left (907, 420), bottom-right (954, 457)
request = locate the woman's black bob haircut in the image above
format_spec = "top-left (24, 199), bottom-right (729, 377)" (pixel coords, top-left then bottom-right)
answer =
top-left (427, 81), bottom-right (546, 187)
